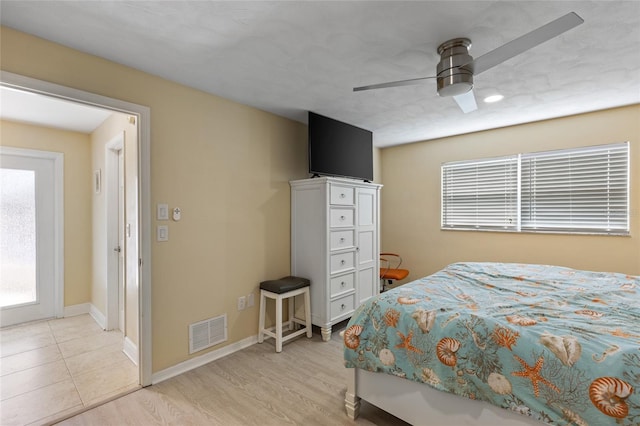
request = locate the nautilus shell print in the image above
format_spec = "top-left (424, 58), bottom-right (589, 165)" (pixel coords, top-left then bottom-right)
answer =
top-left (589, 377), bottom-right (633, 418)
top-left (436, 337), bottom-right (461, 367)
top-left (539, 333), bottom-right (582, 367)
top-left (343, 324), bottom-right (363, 350)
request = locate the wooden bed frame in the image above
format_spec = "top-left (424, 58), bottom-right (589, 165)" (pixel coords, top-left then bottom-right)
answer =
top-left (345, 367), bottom-right (542, 425)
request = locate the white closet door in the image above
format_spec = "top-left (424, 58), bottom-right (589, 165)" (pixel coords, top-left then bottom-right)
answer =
top-left (356, 188), bottom-right (377, 304)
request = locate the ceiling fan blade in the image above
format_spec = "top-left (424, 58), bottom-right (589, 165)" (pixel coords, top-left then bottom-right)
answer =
top-left (353, 76), bottom-right (436, 92)
top-left (453, 90), bottom-right (477, 113)
top-left (467, 12), bottom-right (584, 75)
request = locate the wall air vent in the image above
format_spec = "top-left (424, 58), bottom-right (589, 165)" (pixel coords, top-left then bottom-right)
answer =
top-left (189, 314), bottom-right (227, 354)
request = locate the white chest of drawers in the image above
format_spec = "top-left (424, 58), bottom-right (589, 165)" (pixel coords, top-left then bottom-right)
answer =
top-left (290, 177), bottom-right (381, 341)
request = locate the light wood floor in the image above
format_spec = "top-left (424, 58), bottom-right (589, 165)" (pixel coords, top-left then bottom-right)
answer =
top-left (0, 314), bottom-right (139, 425)
top-left (57, 325), bottom-right (408, 426)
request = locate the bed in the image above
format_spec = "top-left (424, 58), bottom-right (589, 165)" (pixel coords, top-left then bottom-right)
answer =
top-left (343, 262), bottom-right (640, 425)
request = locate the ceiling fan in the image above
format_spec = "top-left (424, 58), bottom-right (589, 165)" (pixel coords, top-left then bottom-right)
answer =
top-left (353, 12), bottom-right (584, 113)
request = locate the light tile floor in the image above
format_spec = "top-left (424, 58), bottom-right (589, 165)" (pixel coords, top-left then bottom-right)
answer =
top-left (0, 314), bottom-right (139, 426)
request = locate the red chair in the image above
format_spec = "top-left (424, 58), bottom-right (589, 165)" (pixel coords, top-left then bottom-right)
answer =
top-left (380, 252), bottom-right (409, 292)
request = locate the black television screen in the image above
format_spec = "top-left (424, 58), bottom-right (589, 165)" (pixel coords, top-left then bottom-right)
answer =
top-left (308, 112), bottom-right (373, 181)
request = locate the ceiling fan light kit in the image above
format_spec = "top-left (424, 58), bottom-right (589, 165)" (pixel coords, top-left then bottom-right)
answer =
top-left (436, 38), bottom-right (474, 97)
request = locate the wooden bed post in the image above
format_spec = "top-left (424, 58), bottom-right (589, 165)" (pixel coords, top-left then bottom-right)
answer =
top-left (345, 368), bottom-right (361, 420)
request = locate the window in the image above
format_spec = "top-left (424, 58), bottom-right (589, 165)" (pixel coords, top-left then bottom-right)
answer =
top-left (441, 142), bottom-right (630, 235)
top-left (441, 156), bottom-right (518, 231)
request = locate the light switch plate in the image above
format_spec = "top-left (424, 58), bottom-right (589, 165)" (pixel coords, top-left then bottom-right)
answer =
top-left (157, 225), bottom-right (169, 242)
top-left (157, 203), bottom-right (169, 220)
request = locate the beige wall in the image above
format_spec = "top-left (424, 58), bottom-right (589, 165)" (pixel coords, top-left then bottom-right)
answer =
top-left (0, 119), bottom-right (93, 306)
top-left (1, 27), bottom-right (307, 372)
top-left (381, 105), bottom-right (640, 280)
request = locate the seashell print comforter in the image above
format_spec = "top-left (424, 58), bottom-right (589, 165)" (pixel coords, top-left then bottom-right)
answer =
top-left (343, 262), bottom-right (640, 425)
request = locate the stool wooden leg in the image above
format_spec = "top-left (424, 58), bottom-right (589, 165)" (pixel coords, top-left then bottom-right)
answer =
top-left (258, 290), bottom-right (266, 344)
top-left (275, 294), bottom-right (283, 353)
top-left (288, 294), bottom-right (295, 331)
top-left (304, 288), bottom-right (312, 338)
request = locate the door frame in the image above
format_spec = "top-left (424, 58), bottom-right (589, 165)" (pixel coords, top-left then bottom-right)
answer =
top-left (0, 146), bottom-right (64, 323)
top-left (0, 71), bottom-right (152, 387)
top-left (105, 132), bottom-right (124, 332)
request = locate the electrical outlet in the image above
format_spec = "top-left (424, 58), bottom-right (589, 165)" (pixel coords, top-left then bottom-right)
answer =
top-left (247, 293), bottom-right (254, 308)
top-left (237, 296), bottom-right (246, 311)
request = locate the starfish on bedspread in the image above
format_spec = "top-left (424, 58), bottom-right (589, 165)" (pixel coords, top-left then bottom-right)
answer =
top-left (395, 330), bottom-right (423, 354)
top-left (511, 355), bottom-right (560, 397)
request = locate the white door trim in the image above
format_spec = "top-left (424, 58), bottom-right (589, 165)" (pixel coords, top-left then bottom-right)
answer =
top-left (0, 146), bottom-right (64, 323)
top-left (105, 132), bottom-right (124, 331)
top-left (0, 71), bottom-right (152, 387)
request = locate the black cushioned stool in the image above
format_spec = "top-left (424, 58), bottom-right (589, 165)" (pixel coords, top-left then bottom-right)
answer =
top-left (258, 276), bottom-right (312, 352)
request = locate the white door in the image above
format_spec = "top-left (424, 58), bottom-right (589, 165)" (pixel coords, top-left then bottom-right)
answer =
top-left (0, 148), bottom-right (63, 326)
top-left (106, 133), bottom-right (125, 332)
top-left (356, 188), bottom-right (377, 304)
top-left (118, 148), bottom-right (125, 332)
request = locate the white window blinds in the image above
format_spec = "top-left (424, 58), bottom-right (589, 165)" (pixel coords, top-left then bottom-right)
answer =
top-left (441, 142), bottom-right (629, 235)
top-left (441, 156), bottom-right (518, 230)
top-left (521, 143), bottom-right (629, 234)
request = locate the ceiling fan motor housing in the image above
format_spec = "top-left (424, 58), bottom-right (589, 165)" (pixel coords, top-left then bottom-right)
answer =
top-left (437, 38), bottom-right (474, 97)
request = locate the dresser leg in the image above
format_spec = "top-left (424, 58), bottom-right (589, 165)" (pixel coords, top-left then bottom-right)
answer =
top-left (321, 327), bottom-right (332, 341)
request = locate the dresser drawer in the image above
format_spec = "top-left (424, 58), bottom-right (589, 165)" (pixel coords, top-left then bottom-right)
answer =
top-left (330, 273), bottom-right (355, 297)
top-left (330, 251), bottom-right (355, 274)
top-left (330, 230), bottom-right (354, 251)
top-left (330, 185), bottom-right (354, 205)
top-left (330, 294), bottom-right (355, 321)
top-left (330, 208), bottom-right (354, 228)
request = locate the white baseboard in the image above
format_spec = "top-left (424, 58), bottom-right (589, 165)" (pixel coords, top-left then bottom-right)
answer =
top-left (89, 304), bottom-right (106, 329)
top-left (151, 335), bottom-right (258, 385)
top-left (63, 303), bottom-right (91, 317)
top-left (64, 303), bottom-right (107, 330)
top-left (123, 336), bottom-right (139, 366)
top-left (66, 303), bottom-right (137, 365)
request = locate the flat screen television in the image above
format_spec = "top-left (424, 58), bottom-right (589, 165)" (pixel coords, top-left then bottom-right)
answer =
top-left (308, 112), bottom-right (373, 182)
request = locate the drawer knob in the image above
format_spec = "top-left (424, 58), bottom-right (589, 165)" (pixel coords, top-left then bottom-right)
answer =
top-left (341, 281), bottom-right (345, 287)
top-left (341, 304), bottom-right (346, 310)
top-left (340, 237), bottom-right (345, 243)
top-left (341, 260), bottom-right (346, 265)
top-left (340, 193), bottom-right (345, 198)
top-left (340, 215), bottom-right (345, 221)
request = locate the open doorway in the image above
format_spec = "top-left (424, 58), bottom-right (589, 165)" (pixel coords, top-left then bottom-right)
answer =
top-left (0, 71), bottom-right (151, 424)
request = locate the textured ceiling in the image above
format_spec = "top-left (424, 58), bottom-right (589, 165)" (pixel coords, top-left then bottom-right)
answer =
top-left (1, 1), bottom-right (639, 147)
